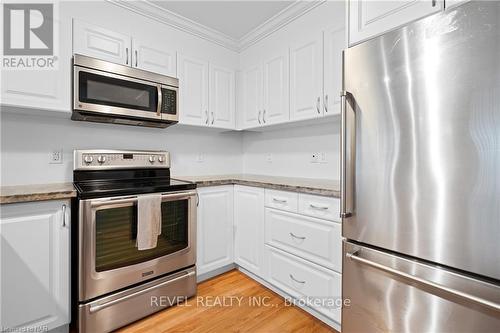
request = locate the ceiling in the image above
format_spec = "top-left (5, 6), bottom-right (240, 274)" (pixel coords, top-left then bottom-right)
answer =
top-left (151, 1), bottom-right (295, 40)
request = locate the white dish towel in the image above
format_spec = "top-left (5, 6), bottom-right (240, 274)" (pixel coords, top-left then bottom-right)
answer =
top-left (136, 194), bottom-right (162, 250)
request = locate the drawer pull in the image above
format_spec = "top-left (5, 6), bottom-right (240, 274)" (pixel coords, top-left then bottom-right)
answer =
top-left (310, 204), bottom-right (329, 210)
top-left (289, 274), bottom-right (306, 284)
top-left (289, 232), bottom-right (306, 240)
top-left (273, 198), bottom-right (287, 203)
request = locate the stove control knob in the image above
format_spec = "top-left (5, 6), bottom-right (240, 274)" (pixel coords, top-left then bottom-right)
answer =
top-left (149, 155), bottom-right (156, 163)
top-left (158, 155), bottom-right (165, 163)
top-left (83, 155), bottom-right (93, 164)
top-left (97, 155), bottom-right (106, 164)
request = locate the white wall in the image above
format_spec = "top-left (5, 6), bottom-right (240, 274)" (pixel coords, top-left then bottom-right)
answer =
top-left (0, 112), bottom-right (242, 186)
top-left (242, 121), bottom-right (340, 179)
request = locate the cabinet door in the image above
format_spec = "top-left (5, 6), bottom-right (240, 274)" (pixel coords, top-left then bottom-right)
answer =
top-left (348, 0), bottom-right (443, 45)
top-left (73, 19), bottom-right (131, 65)
top-left (323, 27), bottom-right (345, 116)
top-left (234, 186), bottom-right (265, 277)
top-left (241, 64), bottom-right (263, 128)
top-left (177, 54), bottom-right (209, 126)
top-left (209, 64), bottom-right (235, 129)
top-left (0, 200), bottom-right (70, 331)
top-left (197, 186), bottom-right (234, 275)
top-left (262, 52), bottom-right (289, 125)
top-left (289, 33), bottom-right (323, 121)
top-left (132, 39), bottom-right (176, 77)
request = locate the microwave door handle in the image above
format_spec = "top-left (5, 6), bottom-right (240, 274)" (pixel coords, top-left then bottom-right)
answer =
top-left (157, 85), bottom-right (162, 118)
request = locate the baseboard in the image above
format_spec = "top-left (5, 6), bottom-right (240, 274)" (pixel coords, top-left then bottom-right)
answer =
top-left (196, 263), bottom-right (236, 283)
top-left (237, 266), bottom-right (342, 332)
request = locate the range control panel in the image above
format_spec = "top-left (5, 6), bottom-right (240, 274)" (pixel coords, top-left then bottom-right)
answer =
top-left (74, 150), bottom-right (170, 170)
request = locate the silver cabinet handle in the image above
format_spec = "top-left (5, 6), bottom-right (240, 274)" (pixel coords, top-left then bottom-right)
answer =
top-left (125, 47), bottom-right (129, 65)
top-left (135, 50), bottom-right (138, 67)
top-left (346, 250), bottom-right (500, 314)
top-left (211, 111), bottom-right (215, 125)
top-left (316, 96), bottom-right (320, 114)
top-left (324, 94), bottom-right (328, 113)
top-left (340, 90), bottom-right (353, 218)
top-left (272, 198), bottom-right (287, 203)
top-left (62, 204), bottom-right (67, 227)
top-left (289, 232), bottom-right (306, 240)
top-left (258, 110), bottom-right (262, 124)
top-left (196, 192), bottom-right (199, 207)
top-left (310, 204), bottom-right (328, 210)
top-left (289, 274), bottom-right (306, 284)
top-left (262, 109), bottom-right (266, 123)
top-left (205, 110), bottom-right (209, 125)
top-left (432, 0), bottom-right (437, 7)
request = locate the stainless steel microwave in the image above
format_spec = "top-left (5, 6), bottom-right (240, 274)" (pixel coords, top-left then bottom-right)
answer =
top-left (72, 54), bottom-right (178, 128)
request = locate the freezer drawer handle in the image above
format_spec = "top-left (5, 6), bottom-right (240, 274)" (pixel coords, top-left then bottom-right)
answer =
top-left (89, 270), bottom-right (195, 313)
top-left (289, 274), bottom-right (306, 284)
top-left (346, 251), bottom-right (500, 313)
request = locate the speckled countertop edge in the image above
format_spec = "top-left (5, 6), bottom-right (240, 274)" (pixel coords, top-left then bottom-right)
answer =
top-left (0, 182), bottom-right (76, 204)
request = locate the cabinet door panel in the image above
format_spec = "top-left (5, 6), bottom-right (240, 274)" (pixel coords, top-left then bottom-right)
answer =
top-left (197, 187), bottom-right (234, 275)
top-left (73, 19), bottom-right (131, 65)
top-left (177, 54), bottom-right (209, 126)
top-left (132, 39), bottom-right (176, 77)
top-left (209, 64), bottom-right (235, 129)
top-left (290, 33), bottom-right (323, 121)
top-left (349, 0), bottom-right (443, 45)
top-left (0, 200), bottom-right (70, 331)
top-left (241, 65), bottom-right (262, 128)
top-left (323, 26), bottom-right (345, 116)
top-left (263, 52), bottom-right (289, 125)
top-left (234, 186), bottom-right (265, 277)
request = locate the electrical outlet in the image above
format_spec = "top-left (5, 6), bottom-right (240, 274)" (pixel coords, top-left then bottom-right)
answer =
top-left (310, 152), bottom-right (319, 163)
top-left (320, 152), bottom-right (328, 164)
top-left (266, 153), bottom-right (273, 163)
top-left (196, 153), bottom-right (204, 163)
top-left (49, 149), bottom-right (63, 164)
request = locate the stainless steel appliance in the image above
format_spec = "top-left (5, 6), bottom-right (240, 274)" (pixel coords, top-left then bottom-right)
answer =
top-left (71, 150), bottom-right (197, 333)
top-left (340, 2), bottom-right (500, 331)
top-left (73, 55), bottom-right (178, 128)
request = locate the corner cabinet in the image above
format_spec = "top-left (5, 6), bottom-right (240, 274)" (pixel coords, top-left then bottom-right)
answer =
top-left (234, 186), bottom-right (265, 277)
top-left (241, 64), bottom-right (263, 128)
top-left (348, 0), bottom-right (444, 46)
top-left (209, 63), bottom-right (236, 129)
top-left (197, 186), bottom-right (234, 276)
top-left (0, 200), bottom-right (70, 332)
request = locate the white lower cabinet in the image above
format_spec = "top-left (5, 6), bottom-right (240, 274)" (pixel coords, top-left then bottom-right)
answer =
top-left (197, 186), bottom-right (234, 276)
top-left (234, 186), bottom-right (265, 277)
top-left (0, 200), bottom-right (70, 331)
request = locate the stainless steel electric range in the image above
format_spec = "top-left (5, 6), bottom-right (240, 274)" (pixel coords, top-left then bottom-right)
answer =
top-left (71, 150), bottom-right (197, 333)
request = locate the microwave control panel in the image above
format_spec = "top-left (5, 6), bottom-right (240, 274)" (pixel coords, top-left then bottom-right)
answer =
top-left (161, 88), bottom-right (177, 115)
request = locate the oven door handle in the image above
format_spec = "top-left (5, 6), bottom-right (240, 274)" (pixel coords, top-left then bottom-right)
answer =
top-left (89, 190), bottom-right (197, 208)
top-left (88, 270), bottom-right (196, 314)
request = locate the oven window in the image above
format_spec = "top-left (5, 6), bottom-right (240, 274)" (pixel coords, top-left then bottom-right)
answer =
top-left (94, 200), bottom-right (189, 272)
top-left (79, 71), bottom-right (158, 112)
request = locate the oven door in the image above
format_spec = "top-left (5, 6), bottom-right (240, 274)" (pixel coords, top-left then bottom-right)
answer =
top-left (74, 65), bottom-right (162, 121)
top-left (78, 190), bottom-right (196, 302)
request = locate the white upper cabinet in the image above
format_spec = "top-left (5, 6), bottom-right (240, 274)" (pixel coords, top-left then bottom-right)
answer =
top-left (241, 64), bottom-right (263, 128)
top-left (323, 26), bottom-right (345, 116)
top-left (209, 64), bottom-right (236, 129)
top-left (197, 186), bottom-right (234, 277)
top-left (262, 52), bottom-right (289, 125)
top-left (73, 19), bottom-right (131, 65)
top-left (177, 54), bottom-right (209, 126)
top-left (132, 39), bottom-right (176, 77)
top-left (0, 200), bottom-right (70, 331)
top-left (289, 33), bottom-right (323, 121)
top-left (348, 0), bottom-right (444, 46)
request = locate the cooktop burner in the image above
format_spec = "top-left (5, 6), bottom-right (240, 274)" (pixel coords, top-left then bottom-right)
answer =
top-left (73, 150), bottom-right (196, 199)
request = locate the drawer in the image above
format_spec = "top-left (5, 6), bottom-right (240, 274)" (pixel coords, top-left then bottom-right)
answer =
top-left (265, 189), bottom-right (298, 213)
top-left (298, 194), bottom-right (340, 222)
top-left (266, 246), bottom-right (341, 323)
top-left (265, 208), bottom-right (341, 272)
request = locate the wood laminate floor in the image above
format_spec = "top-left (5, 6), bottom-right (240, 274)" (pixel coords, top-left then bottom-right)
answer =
top-left (118, 270), bottom-right (338, 333)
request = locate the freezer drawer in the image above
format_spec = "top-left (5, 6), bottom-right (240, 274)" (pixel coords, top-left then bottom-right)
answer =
top-left (342, 241), bottom-right (500, 333)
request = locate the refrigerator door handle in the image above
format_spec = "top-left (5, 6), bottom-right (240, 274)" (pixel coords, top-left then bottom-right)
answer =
top-left (346, 250), bottom-right (500, 314)
top-left (340, 90), bottom-right (353, 218)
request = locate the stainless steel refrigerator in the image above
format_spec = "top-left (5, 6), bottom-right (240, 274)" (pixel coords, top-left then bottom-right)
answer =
top-left (341, 2), bottom-right (500, 332)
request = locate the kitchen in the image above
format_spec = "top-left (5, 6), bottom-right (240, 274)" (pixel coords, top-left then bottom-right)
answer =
top-left (1, 0), bottom-right (499, 332)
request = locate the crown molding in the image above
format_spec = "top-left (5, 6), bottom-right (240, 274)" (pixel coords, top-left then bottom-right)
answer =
top-left (107, 0), bottom-right (326, 53)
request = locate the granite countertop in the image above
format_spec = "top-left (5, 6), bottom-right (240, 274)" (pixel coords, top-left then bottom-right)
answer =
top-left (0, 182), bottom-right (77, 204)
top-left (175, 174), bottom-right (340, 197)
